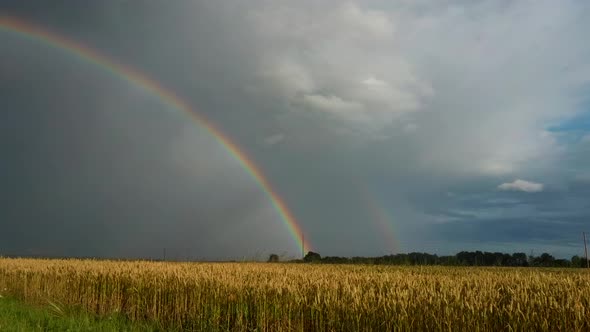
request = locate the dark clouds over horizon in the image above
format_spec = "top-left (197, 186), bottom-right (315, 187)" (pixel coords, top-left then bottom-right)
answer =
top-left (2, 1), bottom-right (590, 260)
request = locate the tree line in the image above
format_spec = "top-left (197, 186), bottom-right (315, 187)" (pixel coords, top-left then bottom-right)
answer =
top-left (284, 251), bottom-right (590, 268)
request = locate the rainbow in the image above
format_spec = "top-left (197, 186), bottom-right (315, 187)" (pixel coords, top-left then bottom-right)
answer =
top-left (0, 17), bottom-right (312, 254)
top-left (358, 183), bottom-right (399, 254)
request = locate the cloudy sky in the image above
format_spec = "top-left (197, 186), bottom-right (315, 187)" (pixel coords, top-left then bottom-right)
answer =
top-left (2, 1), bottom-right (590, 260)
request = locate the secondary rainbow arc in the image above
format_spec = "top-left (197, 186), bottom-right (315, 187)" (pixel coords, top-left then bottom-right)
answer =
top-left (0, 17), bottom-right (312, 254)
top-left (358, 183), bottom-right (399, 254)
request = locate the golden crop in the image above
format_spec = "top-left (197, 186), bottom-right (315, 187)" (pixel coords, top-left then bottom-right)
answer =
top-left (0, 258), bottom-right (588, 331)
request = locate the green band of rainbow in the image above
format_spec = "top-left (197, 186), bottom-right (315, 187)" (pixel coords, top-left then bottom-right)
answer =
top-left (0, 17), bottom-right (312, 254)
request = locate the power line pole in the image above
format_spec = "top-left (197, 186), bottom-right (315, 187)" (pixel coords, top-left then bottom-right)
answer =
top-left (584, 232), bottom-right (589, 269)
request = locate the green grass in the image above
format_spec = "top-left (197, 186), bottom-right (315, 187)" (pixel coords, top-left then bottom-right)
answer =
top-left (0, 295), bottom-right (167, 332)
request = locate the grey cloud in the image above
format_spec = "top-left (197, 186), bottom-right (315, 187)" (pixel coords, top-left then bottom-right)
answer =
top-left (2, 1), bottom-right (590, 259)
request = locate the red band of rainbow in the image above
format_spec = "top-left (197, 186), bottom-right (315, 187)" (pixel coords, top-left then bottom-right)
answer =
top-left (0, 17), bottom-right (312, 254)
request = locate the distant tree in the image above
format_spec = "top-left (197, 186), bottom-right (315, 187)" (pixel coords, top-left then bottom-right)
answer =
top-left (553, 259), bottom-right (571, 267)
top-left (530, 253), bottom-right (555, 267)
top-left (303, 251), bottom-right (321, 263)
top-left (540, 253), bottom-right (555, 266)
top-left (321, 256), bottom-right (350, 264)
top-left (571, 255), bottom-right (581, 267)
top-left (512, 253), bottom-right (528, 267)
top-left (290, 250), bottom-right (573, 267)
top-left (267, 254), bottom-right (279, 263)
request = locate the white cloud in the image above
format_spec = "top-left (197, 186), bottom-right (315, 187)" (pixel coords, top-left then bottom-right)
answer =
top-left (247, 2), bottom-right (431, 129)
top-left (337, 2), bottom-right (395, 40)
top-left (362, 77), bottom-right (388, 87)
top-left (498, 179), bottom-right (544, 193)
top-left (303, 94), bottom-right (364, 113)
top-left (238, 1), bottom-right (590, 177)
top-left (263, 133), bottom-right (285, 146)
top-left (258, 60), bottom-right (315, 99)
top-left (169, 0), bottom-right (590, 183)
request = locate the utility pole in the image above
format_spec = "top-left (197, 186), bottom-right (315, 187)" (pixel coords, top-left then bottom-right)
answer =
top-left (163, 248), bottom-right (167, 262)
top-left (584, 232), bottom-right (589, 269)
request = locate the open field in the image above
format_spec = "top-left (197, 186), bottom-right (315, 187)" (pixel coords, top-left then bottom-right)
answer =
top-left (0, 258), bottom-right (588, 331)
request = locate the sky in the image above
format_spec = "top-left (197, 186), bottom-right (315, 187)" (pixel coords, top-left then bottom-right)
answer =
top-left (2, 1), bottom-right (590, 260)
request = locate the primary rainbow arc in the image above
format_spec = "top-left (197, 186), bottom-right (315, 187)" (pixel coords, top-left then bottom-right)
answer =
top-left (0, 17), bottom-right (312, 254)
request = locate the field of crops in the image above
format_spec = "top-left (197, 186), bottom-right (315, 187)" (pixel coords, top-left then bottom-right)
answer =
top-left (0, 258), bottom-right (588, 331)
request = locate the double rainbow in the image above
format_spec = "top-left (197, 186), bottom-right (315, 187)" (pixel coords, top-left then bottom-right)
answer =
top-left (0, 17), bottom-right (312, 254)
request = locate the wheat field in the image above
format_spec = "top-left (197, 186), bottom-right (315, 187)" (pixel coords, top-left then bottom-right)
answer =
top-left (0, 258), bottom-right (588, 331)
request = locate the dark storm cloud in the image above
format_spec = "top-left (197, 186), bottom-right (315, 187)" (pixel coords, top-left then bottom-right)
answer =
top-left (0, 12), bottom-right (295, 258)
top-left (2, 1), bottom-right (590, 259)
